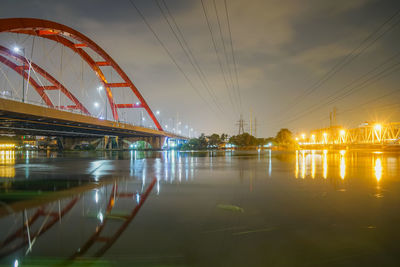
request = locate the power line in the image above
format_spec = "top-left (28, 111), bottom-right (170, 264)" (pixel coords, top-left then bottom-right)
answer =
top-left (156, 0), bottom-right (227, 117)
top-left (200, 0), bottom-right (238, 115)
top-left (276, 7), bottom-right (400, 118)
top-left (265, 55), bottom-right (400, 127)
top-left (223, 0), bottom-right (242, 111)
top-left (127, 0), bottom-right (223, 119)
top-left (212, 0), bottom-right (238, 109)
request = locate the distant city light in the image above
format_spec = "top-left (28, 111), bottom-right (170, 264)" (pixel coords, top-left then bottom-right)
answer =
top-left (94, 102), bottom-right (99, 107)
top-left (136, 102), bottom-right (140, 106)
top-left (97, 86), bottom-right (103, 91)
top-left (301, 133), bottom-right (306, 139)
top-left (156, 110), bottom-right (160, 115)
top-left (142, 117), bottom-right (145, 121)
top-left (13, 46), bottom-right (20, 53)
top-left (340, 129), bottom-right (346, 136)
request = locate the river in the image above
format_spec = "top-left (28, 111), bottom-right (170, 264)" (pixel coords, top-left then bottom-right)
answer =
top-left (0, 149), bottom-right (399, 266)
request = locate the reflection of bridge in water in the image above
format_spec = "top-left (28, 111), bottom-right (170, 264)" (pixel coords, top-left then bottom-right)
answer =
top-left (0, 176), bottom-right (156, 264)
top-left (297, 122), bottom-right (400, 148)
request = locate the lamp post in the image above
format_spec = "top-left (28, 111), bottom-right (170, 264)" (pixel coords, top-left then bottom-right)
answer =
top-left (13, 47), bottom-right (26, 103)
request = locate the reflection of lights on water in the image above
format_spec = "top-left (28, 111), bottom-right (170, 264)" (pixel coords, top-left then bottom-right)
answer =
top-left (0, 150), bottom-right (15, 178)
top-left (323, 150), bottom-right (328, 179)
top-left (375, 158), bottom-right (382, 182)
top-left (268, 149), bottom-right (272, 176)
top-left (295, 150), bottom-right (299, 178)
top-left (97, 212), bottom-right (104, 223)
top-left (301, 150), bottom-right (306, 179)
top-left (340, 150), bottom-right (346, 180)
top-left (311, 150), bottom-right (316, 178)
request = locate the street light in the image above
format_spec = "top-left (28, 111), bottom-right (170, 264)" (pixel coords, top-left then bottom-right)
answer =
top-left (13, 46), bottom-right (26, 103)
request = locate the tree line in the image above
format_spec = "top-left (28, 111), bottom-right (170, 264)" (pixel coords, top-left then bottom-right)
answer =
top-left (180, 128), bottom-right (294, 150)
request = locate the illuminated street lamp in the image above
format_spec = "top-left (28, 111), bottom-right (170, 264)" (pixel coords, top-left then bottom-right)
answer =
top-left (323, 132), bottom-right (328, 144)
top-left (374, 123), bottom-right (382, 143)
top-left (13, 46), bottom-right (26, 102)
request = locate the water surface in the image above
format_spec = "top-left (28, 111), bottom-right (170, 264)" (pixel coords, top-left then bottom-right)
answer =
top-left (0, 149), bottom-right (400, 266)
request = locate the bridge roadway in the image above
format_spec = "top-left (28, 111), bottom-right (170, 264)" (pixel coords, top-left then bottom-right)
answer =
top-left (0, 97), bottom-right (185, 148)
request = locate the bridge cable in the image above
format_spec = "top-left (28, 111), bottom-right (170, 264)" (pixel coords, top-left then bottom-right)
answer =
top-left (0, 64), bottom-right (20, 99)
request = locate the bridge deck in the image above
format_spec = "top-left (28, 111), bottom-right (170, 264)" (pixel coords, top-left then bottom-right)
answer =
top-left (0, 98), bottom-right (182, 138)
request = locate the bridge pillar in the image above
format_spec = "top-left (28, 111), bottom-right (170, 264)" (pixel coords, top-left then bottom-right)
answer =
top-left (62, 137), bottom-right (102, 150)
top-left (121, 136), bottom-right (166, 150)
top-left (148, 136), bottom-right (166, 150)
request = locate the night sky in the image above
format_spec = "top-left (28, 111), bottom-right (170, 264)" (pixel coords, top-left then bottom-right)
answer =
top-left (0, 0), bottom-right (399, 137)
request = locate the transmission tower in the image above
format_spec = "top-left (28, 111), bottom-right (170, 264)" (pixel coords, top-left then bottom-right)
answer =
top-left (236, 114), bottom-right (247, 134)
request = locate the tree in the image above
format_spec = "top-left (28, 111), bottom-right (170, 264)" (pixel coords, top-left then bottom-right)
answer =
top-left (198, 133), bottom-right (208, 149)
top-left (275, 128), bottom-right (294, 145)
top-left (229, 133), bottom-right (257, 147)
top-left (207, 134), bottom-right (221, 147)
top-left (220, 133), bottom-right (228, 142)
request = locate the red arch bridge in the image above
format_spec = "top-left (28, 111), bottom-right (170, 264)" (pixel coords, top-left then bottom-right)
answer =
top-left (0, 18), bottom-right (187, 149)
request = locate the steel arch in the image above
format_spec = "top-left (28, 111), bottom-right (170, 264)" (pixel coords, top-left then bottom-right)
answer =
top-left (0, 18), bottom-right (163, 130)
top-left (0, 45), bottom-right (90, 114)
